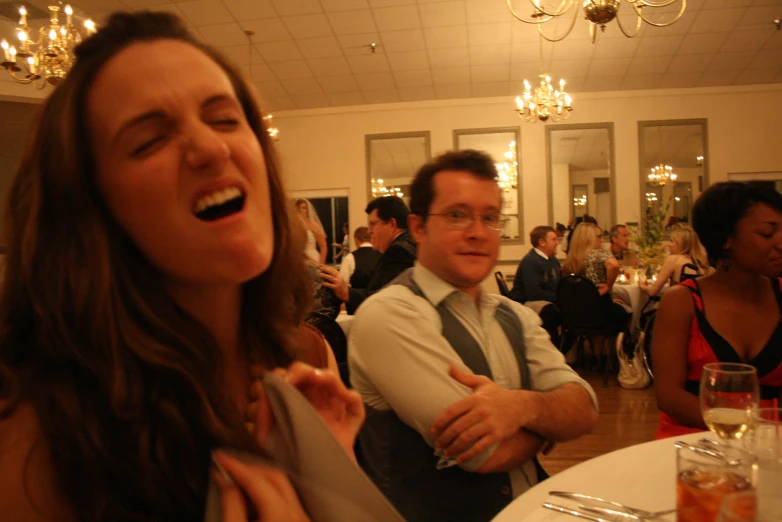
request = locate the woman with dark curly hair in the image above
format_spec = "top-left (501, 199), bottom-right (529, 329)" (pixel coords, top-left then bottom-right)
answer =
top-left (0, 11), bottom-right (374, 522)
top-left (653, 181), bottom-right (782, 439)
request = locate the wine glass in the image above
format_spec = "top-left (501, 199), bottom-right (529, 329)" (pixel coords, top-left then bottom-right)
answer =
top-left (700, 363), bottom-right (759, 443)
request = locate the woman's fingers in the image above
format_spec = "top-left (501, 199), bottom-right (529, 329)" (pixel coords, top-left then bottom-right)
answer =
top-left (213, 462), bottom-right (248, 521)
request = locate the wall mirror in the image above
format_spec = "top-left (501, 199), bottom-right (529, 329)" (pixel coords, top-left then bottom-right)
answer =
top-left (453, 127), bottom-right (522, 242)
top-left (289, 188), bottom-right (350, 265)
top-left (728, 172), bottom-right (782, 195)
top-left (365, 131), bottom-right (431, 209)
top-left (547, 123), bottom-right (616, 233)
top-left (639, 119), bottom-right (708, 226)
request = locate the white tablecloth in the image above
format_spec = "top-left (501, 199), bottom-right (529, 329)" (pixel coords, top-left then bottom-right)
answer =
top-left (611, 283), bottom-right (647, 334)
top-left (491, 432), bottom-right (711, 522)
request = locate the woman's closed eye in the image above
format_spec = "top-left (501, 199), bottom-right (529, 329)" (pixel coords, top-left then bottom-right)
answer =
top-left (131, 133), bottom-right (168, 157)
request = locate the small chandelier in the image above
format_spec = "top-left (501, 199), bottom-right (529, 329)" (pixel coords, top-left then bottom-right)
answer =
top-left (648, 164), bottom-right (677, 186)
top-left (1, 4), bottom-right (96, 89)
top-left (371, 179), bottom-right (404, 198)
top-left (496, 141), bottom-right (518, 191)
top-left (645, 192), bottom-right (658, 203)
top-left (507, 0), bottom-right (687, 44)
top-left (515, 74), bottom-right (572, 122)
top-left (574, 194), bottom-right (587, 207)
top-left (263, 115), bottom-right (279, 140)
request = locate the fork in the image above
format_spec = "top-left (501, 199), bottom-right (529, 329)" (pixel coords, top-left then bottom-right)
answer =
top-left (549, 491), bottom-right (674, 520)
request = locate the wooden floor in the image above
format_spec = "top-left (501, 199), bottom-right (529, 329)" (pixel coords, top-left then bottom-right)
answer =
top-left (538, 370), bottom-right (659, 476)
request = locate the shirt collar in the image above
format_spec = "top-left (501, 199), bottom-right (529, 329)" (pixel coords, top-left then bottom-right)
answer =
top-left (359, 242), bottom-right (373, 248)
top-left (533, 247), bottom-right (550, 260)
top-left (412, 262), bottom-right (499, 310)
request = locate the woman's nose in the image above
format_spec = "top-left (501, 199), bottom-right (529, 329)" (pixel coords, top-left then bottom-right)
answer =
top-left (181, 122), bottom-right (231, 171)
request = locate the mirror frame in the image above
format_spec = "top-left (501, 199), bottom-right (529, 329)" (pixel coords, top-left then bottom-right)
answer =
top-left (365, 131), bottom-right (431, 205)
top-left (452, 126), bottom-right (523, 244)
top-left (637, 118), bottom-right (709, 225)
top-left (546, 122), bottom-right (616, 229)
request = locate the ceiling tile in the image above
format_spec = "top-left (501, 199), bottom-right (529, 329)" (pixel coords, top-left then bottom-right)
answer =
top-left (254, 81), bottom-right (288, 98)
top-left (639, 9), bottom-right (697, 37)
top-left (222, 0), bottom-right (277, 20)
top-left (748, 49), bottom-right (782, 69)
top-left (283, 14), bottom-right (334, 39)
top-left (701, 0), bottom-right (752, 8)
top-left (399, 86), bottom-right (437, 101)
top-left (510, 63), bottom-right (543, 82)
top-left (591, 38), bottom-right (640, 59)
top-left (695, 69), bottom-right (741, 86)
top-left (511, 22), bottom-right (542, 44)
top-left (363, 89), bottom-right (401, 103)
top-left (465, 0), bottom-right (512, 24)
top-left (428, 47), bottom-right (470, 68)
top-left (355, 72), bottom-right (397, 89)
top-left (328, 92), bottom-right (366, 106)
top-left (689, 8), bottom-right (745, 33)
top-left (292, 93), bottom-right (332, 108)
top-left (762, 32), bottom-right (782, 50)
top-left (511, 40), bottom-right (553, 63)
top-left (369, 0), bottom-right (417, 6)
top-left (373, 5), bottom-right (422, 31)
top-left (721, 29), bottom-right (773, 52)
top-left (269, 60), bottom-right (313, 79)
top-left (177, 0), bottom-right (233, 26)
top-left (198, 23), bottom-right (248, 46)
top-left (627, 55), bottom-right (673, 75)
top-left (321, 0), bottom-right (369, 12)
top-left (264, 96), bottom-right (297, 111)
top-left (241, 18), bottom-right (291, 43)
top-left (471, 82), bottom-right (510, 97)
top-left (424, 26), bottom-right (469, 49)
top-left (381, 29), bottom-right (427, 51)
top-left (635, 35), bottom-right (685, 56)
top-left (549, 60), bottom-right (591, 78)
top-left (386, 50), bottom-right (430, 71)
top-left (419, 1), bottom-right (467, 28)
top-left (327, 9), bottom-right (377, 34)
top-left (588, 57), bottom-right (632, 76)
top-left (468, 22), bottom-right (512, 46)
top-left (348, 54), bottom-right (392, 73)
top-left (470, 64), bottom-right (510, 82)
top-left (581, 76), bottom-right (623, 92)
top-left (621, 75), bottom-right (663, 90)
top-left (245, 62), bottom-right (276, 83)
top-left (218, 44), bottom-right (266, 65)
top-left (318, 74), bottom-right (361, 92)
top-left (435, 83), bottom-right (471, 99)
top-left (469, 45), bottom-right (511, 65)
top-left (393, 69), bottom-right (433, 87)
top-left (667, 54), bottom-right (713, 74)
top-left (734, 68), bottom-right (778, 84)
top-left (561, 77), bottom-right (585, 92)
top-left (281, 78), bottom-right (323, 95)
top-left (297, 36), bottom-right (344, 59)
top-left (338, 33), bottom-right (381, 55)
top-left (678, 32), bottom-right (730, 54)
top-left (270, 0), bottom-right (323, 16)
top-left (658, 72), bottom-right (701, 88)
top-left (432, 66), bottom-right (470, 85)
top-left (256, 40), bottom-right (305, 62)
top-left (708, 51), bottom-right (755, 71)
top-left (552, 40), bottom-right (598, 61)
top-left (738, 5), bottom-right (781, 27)
top-left (308, 56), bottom-right (352, 76)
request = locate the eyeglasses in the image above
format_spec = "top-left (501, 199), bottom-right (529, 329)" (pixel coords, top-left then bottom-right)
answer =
top-left (428, 210), bottom-right (506, 231)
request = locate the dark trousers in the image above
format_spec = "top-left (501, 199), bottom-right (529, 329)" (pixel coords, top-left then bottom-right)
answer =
top-left (539, 303), bottom-right (562, 348)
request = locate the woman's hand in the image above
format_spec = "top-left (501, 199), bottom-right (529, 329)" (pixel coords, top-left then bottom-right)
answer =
top-left (595, 283), bottom-right (610, 296)
top-left (275, 362), bottom-right (365, 458)
top-left (213, 450), bottom-right (310, 522)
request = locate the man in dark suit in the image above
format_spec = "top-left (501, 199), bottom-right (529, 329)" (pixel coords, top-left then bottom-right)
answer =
top-left (339, 226), bottom-right (383, 289)
top-left (323, 196), bottom-right (417, 314)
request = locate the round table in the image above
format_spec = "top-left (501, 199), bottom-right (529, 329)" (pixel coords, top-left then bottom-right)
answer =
top-left (491, 432), bottom-right (711, 522)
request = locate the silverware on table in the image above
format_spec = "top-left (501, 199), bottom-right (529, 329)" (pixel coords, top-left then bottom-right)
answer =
top-left (549, 491), bottom-right (673, 520)
top-left (578, 504), bottom-right (676, 520)
top-left (542, 502), bottom-right (614, 522)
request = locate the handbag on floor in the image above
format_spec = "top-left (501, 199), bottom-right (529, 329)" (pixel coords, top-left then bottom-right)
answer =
top-left (616, 332), bottom-right (651, 389)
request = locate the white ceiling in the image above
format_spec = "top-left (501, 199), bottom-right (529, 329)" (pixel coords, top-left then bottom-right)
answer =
top-left (2, 0), bottom-right (781, 112)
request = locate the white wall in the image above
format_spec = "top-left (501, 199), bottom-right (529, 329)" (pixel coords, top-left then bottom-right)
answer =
top-left (273, 84), bottom-right (782, 261)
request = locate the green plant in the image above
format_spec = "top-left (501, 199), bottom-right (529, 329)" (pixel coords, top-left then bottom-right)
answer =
top-left (630, 193), bottom-right (673, 275)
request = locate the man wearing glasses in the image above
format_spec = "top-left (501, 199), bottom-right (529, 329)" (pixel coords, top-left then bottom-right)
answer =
top-left (349, 150), bottom-right (599, 522)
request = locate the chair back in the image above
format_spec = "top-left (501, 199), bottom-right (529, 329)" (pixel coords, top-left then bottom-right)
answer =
top-left (494, 271), bottom-right (510, 298)
top-left (306, 312), bottom-right (350, 386)
top-left (679, 262), bottom-right (701, 283)
top-left (555, 275), bottom-right (610, 332)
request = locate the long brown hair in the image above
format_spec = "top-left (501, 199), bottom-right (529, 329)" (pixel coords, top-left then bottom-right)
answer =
top-left (0, 11), bottom-right (310, 521)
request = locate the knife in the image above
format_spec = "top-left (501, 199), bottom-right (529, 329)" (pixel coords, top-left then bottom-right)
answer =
top-left (542, 502), bottom-right (614, 522)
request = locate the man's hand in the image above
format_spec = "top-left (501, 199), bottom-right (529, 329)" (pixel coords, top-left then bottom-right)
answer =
top-left (320, 265), bottom-right (349, 302)
top-left (429, 365), bottom-right (535, 463)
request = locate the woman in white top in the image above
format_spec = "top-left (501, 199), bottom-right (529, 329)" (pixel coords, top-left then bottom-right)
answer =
top-left (641, 225), bottom-right (711, 297)
top-left (296, 198), bottom-right (327, 264)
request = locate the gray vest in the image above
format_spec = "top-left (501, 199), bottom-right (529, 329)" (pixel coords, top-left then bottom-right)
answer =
top-left (359, 269), bottom-right (543, 522)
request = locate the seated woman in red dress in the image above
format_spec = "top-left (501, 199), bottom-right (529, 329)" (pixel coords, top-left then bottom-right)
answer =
top-left (653, 181), bottom-right (782, 439)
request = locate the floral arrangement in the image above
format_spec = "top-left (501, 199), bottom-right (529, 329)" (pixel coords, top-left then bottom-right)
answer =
top-left (630, 195), bottom-right (672, 276)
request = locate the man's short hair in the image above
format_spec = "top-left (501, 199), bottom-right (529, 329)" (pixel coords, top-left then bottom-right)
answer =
top-left (410, 149), bottom-right (499, 218)
top-left (609, 224), bottom-right (627, 242)
top-left (530, 226), bottom-right (556, 248)
top-left (365, 196), bottom-right (410, 229)
top-left (354, 226), bottom-right (371, 243)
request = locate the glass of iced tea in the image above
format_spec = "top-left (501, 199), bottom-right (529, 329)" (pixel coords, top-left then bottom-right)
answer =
top-left (677, 444), bottom-right (755, 522)
top-left (719, 492), bottom-right (782, 522)
top-left (700, 363), bottom-right (759, 443)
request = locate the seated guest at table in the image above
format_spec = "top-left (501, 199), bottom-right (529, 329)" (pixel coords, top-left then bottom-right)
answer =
top-left (640, 225), bottom-right (711, 297)
top-left (563, 223), bottom-right (629, 371)
top-left (509, 225), bottom-right (562, 345)
top-left (653, 181), bottom-right (782, 439)
top-left (0, 11), bottom-right (372, 521)
top-left (609, 224), bottom-right (638, 267)
top-left (565, 214), bottom-right (597, 254)
top-left (339, 226), bottom-right (382, 289)
top-left (350, 149), bottom-right (598, 522)
top-left (324, 196), bottom-right (416, 315)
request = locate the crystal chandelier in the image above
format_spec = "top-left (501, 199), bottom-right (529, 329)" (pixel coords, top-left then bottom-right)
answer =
top-left (647, 164), bottom-right (677, 186)
top-left (515, 74), bottom-right (572, 122)
top-left (507, 0), bottom-right (687, 43)
top-left (371, 179), bottom-right (404, 198)
top-left (573, 194), bottom-right (587, 207)
top-left (496, 141), bottom-right (518, 191)
top-left (1, 4), bottom-right (96, 89)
